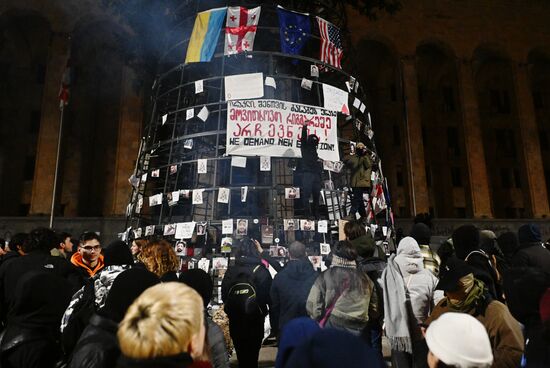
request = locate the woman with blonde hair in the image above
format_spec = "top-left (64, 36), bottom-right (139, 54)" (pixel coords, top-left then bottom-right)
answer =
top-left (138, 239), bottom-right (179, 281)
top-left (117, 282), bottom-right (207, 367)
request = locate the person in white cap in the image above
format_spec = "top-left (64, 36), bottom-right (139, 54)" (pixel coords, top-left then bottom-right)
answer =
top-left (425, 312), bottom-right (493, 368)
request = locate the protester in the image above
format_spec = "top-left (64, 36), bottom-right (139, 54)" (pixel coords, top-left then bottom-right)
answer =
top-left (306, 240), bottom-right (378, 336)
top-left (426, 257), bottom-right (524, 367)
top-left (496, 231), bottom-right (519, 266)
top-left (410, 223), bottom-right (440, 276)
top-left (68, 268), bottom-right (159, 368)
top-left (524, 288), bottom-right (550, 367)
top-left (270, 241), bottom-right (317, 332)
top-left (51, 231), bottom-right (73, 259)
top-left (344, 142), bottom-right (373, 220)
top-left (425, 312), bottom-right (493, 368)
top-left (180, 269), bottom-right (229, 368)
top-left (138, 238), bottom-right (179, 281)
top-left (513, 223), bottom-right (550, 270)
top-left (381, 237), bottom-right (439, 368)
top-left (1, 233), bottom-right (25, 266)
top-left (103, 240), bottom-right (134, 266)
top-left (283, 328), bottom-right (385, 368)
top-left (221, 238), bottom-right (272, 368)
top-left (117, 282), bottom-right (207, 367)
top-left (130, 238), bottom-right (146, 262)
top-left (298, 123), bottom-right (322, 219)
top-left (275, 317), bottom-right (320, 368)
top-left (0, 271), bottom-right (72, 368)
top-left (345, 220), bottom-right (385, 261)
top-left (0, 227), bottom-right (80, 326)
top-left (71, 232), bottom-right (105, 278)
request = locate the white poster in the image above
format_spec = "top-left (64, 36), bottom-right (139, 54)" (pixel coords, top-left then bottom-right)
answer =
top-left (226, 99), bottom-right (340, 161)
top-left (260, 156), bottom-right (271, 171)
top-left (175, 222), bottom-right (196, 239)
top-left (218, 187), bottom-right (230, 204)
top-left (222, 219), bottom-right (233, 234)
top-left (231, 156), bottom-right (247, 168)
top-left (224, 72), bottom-right (264, 101)
top-left (192, 189), bottom-right (204, 205)
top-left (197, 159), bottom-right (208, 174)
top-left (322, 83), bottom-right (349, 115)
top-left (317, 220), bottom-right (328, 233)
top-left (241, 186), bottom-right (248, 202)
top-left (145, 225), bottom-right (155, 236)
top-left (148, 193), bottom-right (162, 207)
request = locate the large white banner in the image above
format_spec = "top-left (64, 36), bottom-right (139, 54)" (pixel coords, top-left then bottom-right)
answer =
top-left (226, 99), bottom-right (340, 161)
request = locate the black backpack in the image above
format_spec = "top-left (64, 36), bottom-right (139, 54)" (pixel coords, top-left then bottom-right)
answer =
top-left (225, 265), bottom-right (263, 317)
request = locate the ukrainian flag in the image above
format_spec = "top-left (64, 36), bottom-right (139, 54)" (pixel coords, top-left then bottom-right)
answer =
top-left (185, 7), bottom-right (227, 63)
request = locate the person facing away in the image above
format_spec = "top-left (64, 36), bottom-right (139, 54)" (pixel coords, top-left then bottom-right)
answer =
top-left (426, 257), bottom-right (524, 368)
top-left (137, 238), bottom-right (179, 282)
top-left (0, 270), bottom-right (73, 368)
top-left (71, 231), bottom-right (105, 278)
top-left (51, 231), bottom-right (74, 259)
top-left (306, 240), bottom-right (378, 336)
top-left (381, 236), bottom-right (439, 368)
top-left (513, 223), bottom-right (550, 270)
top-left (299, 123), bottom-right (322, 219)
top-left (270, 241), bottom-right (318, 332)
top-left (68, 268), bottom-right (160, 368)
top-left (425, 312), bottom-right (493, 368)
top-left (410, 223), bottom-right (440, 276)
top-left (221, 238), bottom-right (272, 368)
top-left (344, 141), bottom-right (373, 220)
top-left (180, 269), bottom-right (229, 368)
top-left (117, 282), bottom-right (207, 368)
top-left (0, 232), bottom-right (25, 267)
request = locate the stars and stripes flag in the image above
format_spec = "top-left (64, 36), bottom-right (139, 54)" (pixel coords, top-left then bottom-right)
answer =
top-left (316, 16), bottom-right (343, 69)
top-left (224, 6), bottom-right (261, 55)
top-left (58, 51), bottom-right (71, 109)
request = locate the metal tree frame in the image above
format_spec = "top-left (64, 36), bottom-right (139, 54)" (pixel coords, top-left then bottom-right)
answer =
top-left (124, 1), bottom-right (391, 247)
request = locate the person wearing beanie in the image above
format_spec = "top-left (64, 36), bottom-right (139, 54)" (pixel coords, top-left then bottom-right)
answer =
top-left (513, 223), bottom-right (550, 270)
top-left (496, 232), bottom-right (519, 266)
top-left (410, 223), bottom-right (440, 276)
top-left (306, 240), bottom-right (378, 336)
top-left (284, 328), bottom-right (385, 368)
top-left (381, 237), bottom-right (439, 368)
top-left (180, 269), bottom-right (229, 368)
top-left (426, 257), bottom-right (524, 368)
top-left (425, 312), bottom-right (493, 368)
top-left (68, 268), bottom-right (159, 368)
top-left (117, 283), bottom-right (207, 368)
top-left (275, 317), bottom-right (320, 368)
top-left (103, 240), bottom-right (134, 267)
top-left (452, 225), bottom-right (500, 301)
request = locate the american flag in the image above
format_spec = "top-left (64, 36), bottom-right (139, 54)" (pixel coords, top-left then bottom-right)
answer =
top-left (316, 16), bottom-right (343, 69)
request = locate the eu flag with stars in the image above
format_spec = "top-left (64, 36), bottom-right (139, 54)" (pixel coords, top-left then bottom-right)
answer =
top-left (277, 6), bottom-right (311, 58)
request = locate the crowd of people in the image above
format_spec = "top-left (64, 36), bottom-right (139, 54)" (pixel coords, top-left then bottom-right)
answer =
top-left (0, 219), bottom-right (548, 368)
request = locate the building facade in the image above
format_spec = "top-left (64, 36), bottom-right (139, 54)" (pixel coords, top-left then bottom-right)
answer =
top-left (1, 0), bottom-right (549, 230)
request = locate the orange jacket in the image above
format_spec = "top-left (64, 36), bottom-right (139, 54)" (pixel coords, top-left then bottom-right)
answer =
top-left (70, 252), bottom-right (105, 277)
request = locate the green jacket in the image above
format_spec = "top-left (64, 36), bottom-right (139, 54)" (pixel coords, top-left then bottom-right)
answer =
top-left (346, 154), bottom-right (373, 188)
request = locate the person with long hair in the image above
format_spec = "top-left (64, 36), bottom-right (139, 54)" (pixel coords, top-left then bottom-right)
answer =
top-left (138, 238), bottom-right (179, 281)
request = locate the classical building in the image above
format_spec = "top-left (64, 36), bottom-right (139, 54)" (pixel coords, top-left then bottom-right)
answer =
top-left (1, 0), bottom-right (549, 237)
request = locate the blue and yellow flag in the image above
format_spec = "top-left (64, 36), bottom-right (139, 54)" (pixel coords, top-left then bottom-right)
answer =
top-left (185, 7), bottom-right (227, 63)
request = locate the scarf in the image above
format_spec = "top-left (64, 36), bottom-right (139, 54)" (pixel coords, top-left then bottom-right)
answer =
top-left (447, 277), bottom-right (487, 314)
top-left (381, 254), bottom-right (412, 353)
top-left (330, 254), bottom-right (356, 269)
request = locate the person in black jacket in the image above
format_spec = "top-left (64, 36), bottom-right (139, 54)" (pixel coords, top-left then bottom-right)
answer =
top-left (68, 268), bottom-right (159, 368)
top-left (0, 270), bottom-right (72, 368)
top-left (0, 228), bottom-right (81, 327)
top-left (270, 241), bottom-right (317, 333)
top-left (299, 123), bottom-right (322, 219)
top-left (221, 238), bottom-right (272, 368)
top-left (513, 223), bottom-right (550, 270)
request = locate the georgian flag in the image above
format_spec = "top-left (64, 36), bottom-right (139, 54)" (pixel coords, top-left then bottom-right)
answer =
top-left (224, 6), bottom-right (261, 55)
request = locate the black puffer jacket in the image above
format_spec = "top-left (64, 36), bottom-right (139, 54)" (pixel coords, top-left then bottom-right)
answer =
top-left (299, 124), bottom-right (321, 173)
top-left (68, 313), bottom-right (119, 368)
top-left (270, 258), bottom-right (318, 329)
top-left (512, 242), bottom-right (550, 270)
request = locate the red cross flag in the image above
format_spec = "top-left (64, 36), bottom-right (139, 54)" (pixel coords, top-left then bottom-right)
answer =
top-left (224, 6), bottom-right (261, 55)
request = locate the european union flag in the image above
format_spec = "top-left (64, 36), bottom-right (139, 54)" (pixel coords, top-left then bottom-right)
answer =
top-left (277, 6), bottom-right (311, 58)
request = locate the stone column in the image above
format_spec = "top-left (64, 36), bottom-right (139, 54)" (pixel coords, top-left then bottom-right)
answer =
top-left (29, 33), bottom-right (70, 215)
top-left (109, 65), bottom-right (143, 215)
top-left (456, 59), bottom-right (493, 218)
top-left (401, 56), bottom-right (430, 214)
top-left (514, 63), bottom-right (550, 218)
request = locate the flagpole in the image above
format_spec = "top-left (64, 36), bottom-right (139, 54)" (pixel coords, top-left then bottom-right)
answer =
top-left (49, 105), bottom-right (65, 228)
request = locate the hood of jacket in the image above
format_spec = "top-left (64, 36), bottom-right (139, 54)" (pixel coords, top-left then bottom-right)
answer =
top-left (395, 237), bottom-right (424, 275)
top-left (283, 258), bottom-right (316, 281)
top-left (349, 234), bottom-right (376, 258)
top-left (71, 252), bottom-right (105, 277)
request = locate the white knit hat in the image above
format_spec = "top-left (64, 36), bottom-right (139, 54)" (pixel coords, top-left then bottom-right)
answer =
top-left (426, 313), bottom-right (493, 368)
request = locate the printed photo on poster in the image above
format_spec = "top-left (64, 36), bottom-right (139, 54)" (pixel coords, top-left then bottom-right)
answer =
top-left (145, 225), bottom-right (155, 236)
top-left (196, 222), bottom-right (207, 236)
top-left (320, 243), bottom-right (331, 255)
top-left (300, 219), bottom-right (315, 231)
top-left (261, 225), bottom-right (274, 245)
top-left (285, 187), bottom-right (300, 199)
top-left (175, 240), bottom-right (187, 256)
top-left (198, 258), bottom-right (210, 273)
top-left (283, 219), bottom-right (296, 231)
top-left (236, 219), bottom-right (248, 236)
top-left (317, 220), bottom-right (328, 233)
top-left (163, 223), bottom-right (176, 236)
top-left (218, 188), bottom-right (230, 204)
top-left (220, 237), bottom-right (232, 253)
top-left (260, 156), bottom-right (271, 171)
top-left (213, 257), bottom-right (228, 270)
top-left (308, 255), bottom-right (322, 270)
top-left (222, 219), bottom-right (233, 234)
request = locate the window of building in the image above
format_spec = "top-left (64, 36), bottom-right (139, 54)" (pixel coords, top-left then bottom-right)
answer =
top-left (495, 129), bottom-right (517, 158)
top-left (447, 127), bottom-right (460, 156)
top-left (451, 167), bottom-right (462, 187)
top-left (443, 86), bottom-right (455, 112)
top-left (513, 168), bottom-right (522, 188)
top-left (490, 89), bottom-right (511, 114)
top-left (393, 124), bottom-right (401, 146)
top-left (500, 168), bottom-right (511, 188)
top-left (396, 167), bottom-right (404, 187)
top-left (425, 165), bottom-right (432, 187)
